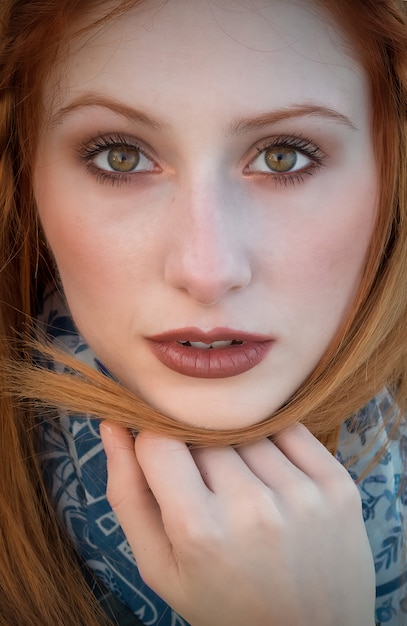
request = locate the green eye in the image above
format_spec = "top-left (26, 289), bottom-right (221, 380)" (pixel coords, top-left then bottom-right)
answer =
top-left (107, 147), bottom-right (140, 172)
top-left (265, 147), bottom-right (297, 173)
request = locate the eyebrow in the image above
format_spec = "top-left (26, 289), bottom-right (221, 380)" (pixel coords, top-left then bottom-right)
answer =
top-left (51, 94), bottom-right (356, 133)
top-left (229, 104), bottom-right (356, 134)
top-left (50, 94), bottom-right (165, 130)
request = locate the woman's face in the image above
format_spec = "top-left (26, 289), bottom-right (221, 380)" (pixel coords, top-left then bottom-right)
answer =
top-left (34, 0), bottom-right (377, 429)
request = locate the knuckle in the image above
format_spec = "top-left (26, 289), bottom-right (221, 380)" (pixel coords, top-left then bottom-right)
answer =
top-left (326, 471), bottom-right (362, 510)
top-left (316, 460), bottom-right (363, 511)
top-left (231, 485), bottom-right (279, 532)
top-left (284, 481), bottom-right (322, 517)
top-left (337, 479), bottom-right (363, 513)
top-left (164, 508), bottom-right (220, 551)
top-left (105, 482), bottom-right (127, 512)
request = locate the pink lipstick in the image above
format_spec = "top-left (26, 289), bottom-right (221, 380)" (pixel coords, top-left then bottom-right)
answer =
top-left (147, 327), bottom-right (273, 379)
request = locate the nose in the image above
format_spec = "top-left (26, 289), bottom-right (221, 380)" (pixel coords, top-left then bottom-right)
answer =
top-left (164, 181), bottom-right (252, 305)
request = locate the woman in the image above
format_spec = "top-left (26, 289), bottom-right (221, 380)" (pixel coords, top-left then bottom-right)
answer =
top-left (0, 0), bottom-right (406, 624)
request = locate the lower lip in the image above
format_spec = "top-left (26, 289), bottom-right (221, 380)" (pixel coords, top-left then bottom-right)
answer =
top-left (148, 340), bottom-right (273, 379)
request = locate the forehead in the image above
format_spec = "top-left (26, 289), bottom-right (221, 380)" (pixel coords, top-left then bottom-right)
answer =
top-left (45, 0), bottom-right (369, 128)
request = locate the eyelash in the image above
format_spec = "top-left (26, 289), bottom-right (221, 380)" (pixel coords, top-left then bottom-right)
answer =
top-left (246, 135), bottom-right (326, 187)
top-left (77, 133), bottom-right (157, 186)
top-left (77, 132), bottom-right (326, 188)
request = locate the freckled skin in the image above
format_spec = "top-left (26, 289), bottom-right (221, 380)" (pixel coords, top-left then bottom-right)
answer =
top-left (35, 0), bottom-right (377, 429)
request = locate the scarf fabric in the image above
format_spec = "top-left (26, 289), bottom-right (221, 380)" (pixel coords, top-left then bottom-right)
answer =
top-left (37, 287), bottom-right (407, 625)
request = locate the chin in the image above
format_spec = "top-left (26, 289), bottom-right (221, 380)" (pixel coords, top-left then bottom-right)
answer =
top-left (142, 392), bottom-right (278, 431)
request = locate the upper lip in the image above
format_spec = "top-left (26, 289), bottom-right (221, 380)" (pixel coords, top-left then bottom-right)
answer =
top-left (147, 327), bottom-right (272, 343)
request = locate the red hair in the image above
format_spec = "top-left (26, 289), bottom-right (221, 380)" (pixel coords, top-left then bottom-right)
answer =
top-left (0, 1), bottom-right (405, 623)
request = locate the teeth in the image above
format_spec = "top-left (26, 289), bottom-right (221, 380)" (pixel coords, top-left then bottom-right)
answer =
top-left (178, 340), bottom-right (243, 349)
top-left (210, 340), bottom-right (234, 348)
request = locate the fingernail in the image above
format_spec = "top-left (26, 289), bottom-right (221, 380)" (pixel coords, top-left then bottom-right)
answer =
top-left (100, 421), bottom-right (113, 435)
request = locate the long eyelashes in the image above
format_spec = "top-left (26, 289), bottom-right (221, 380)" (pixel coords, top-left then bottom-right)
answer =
top-left (77, 132), bottom-right (326, 188)
top-left (256, 134), bottom-right (325, 164)
top-left (77, 133), bottom-right (158, 186)
top-left (245, 134), bottom-right (326, 186)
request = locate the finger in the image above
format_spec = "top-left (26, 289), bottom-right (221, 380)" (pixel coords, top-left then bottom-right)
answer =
top-left (134, 432), bottom-right (213, 527)
top-left (100, 422), bottom-right (147, 509)
top-left (236, 437), bottom-right (305, 489)
top-left (100, 422), bottom-right (174, 581)
top-left (191, 445), bottom-right (265, 495)
top-left (272, 423), bottom-right (352, 485)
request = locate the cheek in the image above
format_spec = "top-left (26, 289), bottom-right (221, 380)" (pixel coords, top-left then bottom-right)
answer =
top-left (35, 173), bottom-right (156, 301)
top-left (315, 184), bottom-right (377, 290)
top-left (40, 204), bottom-right (114, 292)
top-left (266, 182), bottom-right (377, 321)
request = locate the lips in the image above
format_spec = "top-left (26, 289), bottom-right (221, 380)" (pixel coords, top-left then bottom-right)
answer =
top-left (147, 327), bottom-right (273, 379)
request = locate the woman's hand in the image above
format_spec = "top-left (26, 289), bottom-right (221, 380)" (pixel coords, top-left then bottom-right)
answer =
top-left (100, 422), bottom-right (376, 626)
